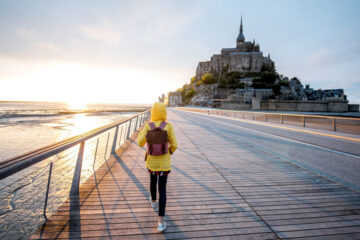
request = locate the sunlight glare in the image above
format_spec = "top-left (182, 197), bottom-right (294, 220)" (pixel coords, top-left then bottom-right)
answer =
top-left (66, 101), bottom-right (89, 111)
top-left (0, 60), bottom-right (182, 104)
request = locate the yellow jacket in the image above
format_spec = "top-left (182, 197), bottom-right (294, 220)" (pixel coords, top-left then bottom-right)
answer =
top-left (137, 102), bottom-right (177, 171)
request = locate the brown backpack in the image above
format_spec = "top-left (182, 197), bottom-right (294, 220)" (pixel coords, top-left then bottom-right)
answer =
top-left (146, 122), bottom-right (168, 156)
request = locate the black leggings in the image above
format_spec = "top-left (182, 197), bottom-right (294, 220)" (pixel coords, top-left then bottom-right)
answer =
top-left (150, 174), bottom-right (168, 217)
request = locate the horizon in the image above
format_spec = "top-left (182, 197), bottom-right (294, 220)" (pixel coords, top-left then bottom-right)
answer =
top-left (0, 0), bottom-right (359, 104)
top-left (0, 100), bottom-right (152, 107)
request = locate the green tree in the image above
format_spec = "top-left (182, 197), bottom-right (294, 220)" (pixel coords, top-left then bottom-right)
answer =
top-left (290, 77), bottom-right (301, 84)
top-left (260, 72), bottom-right (278, 83)
top-left (220, 71), bottom-right (241, 85)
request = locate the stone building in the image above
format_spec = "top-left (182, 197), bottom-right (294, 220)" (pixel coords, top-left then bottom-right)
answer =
top-left (195, 17), bottom-right (273, 81)
top-left (165, 92), bottom-right (182, 107)
top-left (158, 93), bottom-right (165, 103)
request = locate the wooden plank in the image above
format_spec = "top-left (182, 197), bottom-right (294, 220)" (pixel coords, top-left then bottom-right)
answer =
top-left (277, 226), bottom-right (360, 238)
top-left (291, 232), bottom-right (360, 240)
top-left (31, 226), bottom-right (273, 239)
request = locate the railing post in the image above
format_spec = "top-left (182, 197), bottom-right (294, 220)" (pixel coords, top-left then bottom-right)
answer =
top-left (118, 125), bottom-right (124, 147)
top-left (126, 119), bottom-right (132, 139)
top-left (135, 116), bottom-right (139, 130)
top-left (332, 118), bottom-right (336, 131)
top-left (265, 113), bottom-right (267, 122)
top-left (302, 116), bottom-right (305, 127)
top-left (70, 141), bottom-right (85, 196)
top-left (93, 138), bottom-right (99, 170)
top-left (112, 126), bottom-right (119, 153)
top-left (104, 132), bottom-right (110, 159)
top-left (252, 113), bottom-right (255, 120)
top-left (43, 162), bottom-right (53, 220)
top-left (122, 123), bottom-right (128, 143)
top-left (281, 115), bottom-right (284, 124)
top-left (123, 122), bottom-right (129, 141)
top-left (140, 115), bottom-right (143, 126)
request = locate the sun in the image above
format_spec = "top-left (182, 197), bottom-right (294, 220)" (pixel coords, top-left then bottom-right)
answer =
top-left (66, 100), bottom-right (89, 111)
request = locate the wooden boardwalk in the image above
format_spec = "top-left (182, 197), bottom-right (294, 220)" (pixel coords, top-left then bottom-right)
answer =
top-left (32, 110), bottom-right (360, 239)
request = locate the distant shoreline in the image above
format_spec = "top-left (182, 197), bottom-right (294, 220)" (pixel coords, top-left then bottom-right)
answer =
top-left (0, 108), bottom-right (150, 119)
top-left (0, 100), bottom-right (151, 106)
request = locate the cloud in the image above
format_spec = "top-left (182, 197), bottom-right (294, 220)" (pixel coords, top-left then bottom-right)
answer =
top-left (0, 0), bottom-right (202, 74)
top-left (307, 44), bottom-right (360, 68)
top-left (79, 22), bottom-right (122, 46)
top-left (16, 27), bottom-right (38, 39)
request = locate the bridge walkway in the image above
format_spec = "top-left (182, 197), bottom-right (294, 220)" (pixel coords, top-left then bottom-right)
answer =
top-left (31, 109), bottom-right (360, 239)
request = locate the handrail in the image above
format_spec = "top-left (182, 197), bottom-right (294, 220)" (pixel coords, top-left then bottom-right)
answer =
top-left (0, 109), bottom-right (151, 239)
top-left (178, 107), bottom-right (360, 135)
top-left (184, 108), bottom-right (360, 120)
top-left (0, 110), bottom-right (150, 180)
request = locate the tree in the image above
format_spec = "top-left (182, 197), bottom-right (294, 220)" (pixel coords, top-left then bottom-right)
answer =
top-left (221, 72), bottom-right (241, 85)
top-left (260, 72), bottom-right (278, 83)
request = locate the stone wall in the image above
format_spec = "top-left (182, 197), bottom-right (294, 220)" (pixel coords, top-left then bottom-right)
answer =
top-left (217, 88), bottom-right (235, 99)
top-left (260, 100), bottom-right (349, 112)
top-left (221, 102), bottom-right (251, 110)
top-left (229, 53), bottom-right (263, 72)
top-left (196, 61), bottom-right (211, 81)
top-left (348, 104), bottom-right (359, 112)
top-left (251, 97), bottom-right (261, 110)
top-left (216, 100), bottom-right (350, 112)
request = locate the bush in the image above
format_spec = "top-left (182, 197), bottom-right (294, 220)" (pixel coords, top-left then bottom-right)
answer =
top-left (183, 89), bottom-right (195, 104)
top-left (217, 71), bottom-right (247, 89)
top-left (241, 72), bottom-right (262, 78)
top-left (229, 82), bottom-right (245, 89)
top-left (197, 73), bottom-right (217, 86)
top-left (260, 72), bottom-right (278, 84)
top-left (221, 72), bottom-right (241, 85)
top-left (261, 62), bottom-right (276, 73)
top-left (279, 81), bottom-right (289, 87)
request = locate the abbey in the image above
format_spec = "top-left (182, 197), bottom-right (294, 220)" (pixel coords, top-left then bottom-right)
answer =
top-left (196, 17), bottom-right (273, 81)
top-left (169, 18), bottom-right (358, 112)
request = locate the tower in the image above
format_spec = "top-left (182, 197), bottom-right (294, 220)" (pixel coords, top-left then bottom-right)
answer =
top-left (236, 16), bottom-right (245, 48)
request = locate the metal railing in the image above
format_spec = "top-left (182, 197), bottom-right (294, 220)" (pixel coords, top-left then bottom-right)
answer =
top-left (179, 107), bottom-right (360, 135)
top-left (0, 110), bottom-right (150, 239)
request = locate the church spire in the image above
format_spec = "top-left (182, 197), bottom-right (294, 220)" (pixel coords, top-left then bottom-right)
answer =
top-left (236, 15), bottom-right (245, 47)
top-left (240, 15), bottom-right (243, 34)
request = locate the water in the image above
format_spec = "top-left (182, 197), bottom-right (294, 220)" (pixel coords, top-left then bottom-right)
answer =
top-left (0, 101), bottom-right (150, 162)
top-left (0, 101), bottom-right (149, 239)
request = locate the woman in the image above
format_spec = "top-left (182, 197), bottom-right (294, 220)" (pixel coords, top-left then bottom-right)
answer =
top-left (137, 102), bottom-right (177, 232)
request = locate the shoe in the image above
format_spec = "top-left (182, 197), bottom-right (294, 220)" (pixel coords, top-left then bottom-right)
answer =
top-left (149, 197), bottom-right (156, 208)
top-left (157, 221), bottom-right (166, 232)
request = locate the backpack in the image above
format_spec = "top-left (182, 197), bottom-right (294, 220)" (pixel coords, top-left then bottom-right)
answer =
top-left (146, 122), bottom-right (169, 156)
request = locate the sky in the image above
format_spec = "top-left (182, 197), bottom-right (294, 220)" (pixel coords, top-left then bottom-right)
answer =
top-left (0, 0), bottom-right (359, 104)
